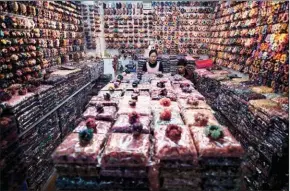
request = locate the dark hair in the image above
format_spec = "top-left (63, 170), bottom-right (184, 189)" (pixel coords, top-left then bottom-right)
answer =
top-left (149, 49), bottom-right (158, 57)
top-left (177, 59), bottom-right (187, 66)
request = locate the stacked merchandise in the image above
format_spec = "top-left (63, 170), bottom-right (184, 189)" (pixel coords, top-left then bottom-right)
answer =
top-left (44, 68), bottom-right (90, 104)
top-left (209, 1), bottom-right (289, 94)
top-left (193, 68), bottom-right (289, 190)
top-left (82, 3), bottom-right (99, 50)
top-left (152, 1), bottom-right (214, 55)
top-left (103, 1), bottom-right (151, 53)
top-left (21, 111), bottom-right (61, 191)
top-left (52, 72), bottom-right (245, 191)
top-left (0, 104), bottom-right (27, 191)
top-left (35, 85), bottom-right (57, 116)
top-left (154, 123), bottom-right (201, 190)
top-left (4, 91), bottom-right (42, 133)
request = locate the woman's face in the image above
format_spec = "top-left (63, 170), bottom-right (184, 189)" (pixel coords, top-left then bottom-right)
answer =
top-left (149, 52), bottom-right (157, 64)
top-left (178, 65), bottom-right (185, 74)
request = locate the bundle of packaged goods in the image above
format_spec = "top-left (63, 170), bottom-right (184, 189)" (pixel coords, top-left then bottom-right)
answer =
top-left (52, 72), bottom-right (245, 191)
top-left (23, 111), bottom-right (61, 190)
top-left (0, 104), bottom-right (27, 191)
top-left (3, 91), bottom-right (42, 133)
top-left (193, 68), bottom-right (289, 190)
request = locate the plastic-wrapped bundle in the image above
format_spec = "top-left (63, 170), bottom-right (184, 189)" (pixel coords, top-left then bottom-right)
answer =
top-left (150, 100), bottom-right (180, 113)
top-left (153, 110), bottom-right (184, 126)
top-left (101, 133), bottom-right (150, 168)
top-left (154, 125), bottom-right (201, 191)
top-left (154, 125), bottom-right (197, 163)
top-left (111, 115), bottom-right (151, 134)
top-left (150, 89), bottom-right (177, 101)
top-left (83, 106), bottom-right (117, 121)
top-left (181, 109), bottom-right (219, 127)
top-left (73, 120), bottom-right (112, 134)
top-left (190, 126), bottom-right (244, 191)
top-left (88, 95), bottom-right (119, 107)
top-left (150, 80), bottom-right (172, 89)
top-left (124, 90), bottom-right (150, 97)
top-left (118, 97), bottom-right (151, 116)
top-left (178, 98), bottom-right (211, 110)
top-left (52, 133), bottom-right (106, 164)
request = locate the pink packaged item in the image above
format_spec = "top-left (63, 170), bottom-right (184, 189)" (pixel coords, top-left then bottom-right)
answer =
top-left (111, 115), bottom-right (151, 134)
top-left (52, 133), bottom-right (106, 164)
top-left (154, 124), bottom-right (197, 162)
top-left (101, 133), bottom-right (150, 167)
top-left (190, 126), bottom-right (244, 158)
top-left (74, 120), bottom-right (112, 134)
top-left (182, 109), bottom-right (219, 127)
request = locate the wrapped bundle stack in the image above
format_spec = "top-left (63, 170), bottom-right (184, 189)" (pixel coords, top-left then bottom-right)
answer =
top-left (154, 125), bottom-right (201, 191)
top-left (100, 133), bottom-right (152, 191)
top-left (0, 105), bottom-right (27, 191)
top-left (160, 55), bottom-right (170, 73)
top-left (35, 85), bottom-right (57, 116)
top-left (169, 59), bottom-right (178, 75)
top-left (58, 97), bottom-right (78, 139)
top-left (194, 68), bottom-right (289, 190)
top-left (4, 92), bottom-right (42, 133)
top-left (24, 111), bottom-right (61, 191)
top-left (190, 125), bottom-right (244, 191)
top-left (52, 133), bottom-right (107, 178)
top-left (137, 59), bottom-right (147, 74)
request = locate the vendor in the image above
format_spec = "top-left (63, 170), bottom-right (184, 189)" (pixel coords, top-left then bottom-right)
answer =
top-left (142, 50), bottom-right (164, 74)
top-left (177, 59), bottom-right (192, 79)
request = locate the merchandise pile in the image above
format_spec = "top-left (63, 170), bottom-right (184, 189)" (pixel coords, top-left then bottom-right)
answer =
top-left (193, 68), bottom-right (289, 190)
top-left (0, 104), bottom-right (27, 191)
top-left (52, 72), bottom-right (244, 191)
top-left (1, 61), bottom-right (103, 191)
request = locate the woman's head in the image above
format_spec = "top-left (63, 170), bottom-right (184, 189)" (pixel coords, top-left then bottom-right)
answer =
top-left (149, 49), bottom-right (158, 64)
top-left (177, 59), bottom-right (187, 74)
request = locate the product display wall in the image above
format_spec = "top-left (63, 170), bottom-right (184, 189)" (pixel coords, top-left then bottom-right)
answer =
top-left (0, 1), bottom-right (85, 91)
top-left (103, 1), bottom-right (151, 53)
top-left (82, 3), bottom-right (100, 50)
top-left (0, 1), bottom-right (289, 191)
top-left (152, 1), bottom-right (215, 55)
top-left (210, 1), bottom-right (289, 93)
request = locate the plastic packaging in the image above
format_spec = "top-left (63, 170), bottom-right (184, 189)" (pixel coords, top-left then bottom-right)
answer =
top-left (182, 109), bottom-right (219, 127)
top-left (154, 125), bottom-right (197, 162)
top-left (101, 133), bottom-right (150, 167)
top-left (111, 115), bottom-right (151, 134)
top-left (190, 126), bottom-right (244, 158)
top-left (52, 133), bottom-right (106, 164)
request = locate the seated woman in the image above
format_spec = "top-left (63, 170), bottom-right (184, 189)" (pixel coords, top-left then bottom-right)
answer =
top-left (142, 50), bottom-right (164, 74)
top-left (177, 59), bottom-right (193, 79)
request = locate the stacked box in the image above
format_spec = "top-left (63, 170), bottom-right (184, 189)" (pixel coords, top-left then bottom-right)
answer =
top-left (19, 111), bottom-right (61, 191)
top-left (0, 109), bottom-right (26, 191)
top-left (99, 133), bottom-right (151, 191)
top-left (194, 68), bottom-right (289, 190)
top-left (190, 126), bottom-right (244, 191)
top-left (154, 125), bottom-right (201, 191)
top-left (4, 92), bottom-right (42, 133)
top-left (57, 97), bottom-right (78, 139)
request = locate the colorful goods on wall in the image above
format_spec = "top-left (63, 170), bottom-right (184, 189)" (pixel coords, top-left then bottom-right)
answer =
top-left (209, 1), bottom-right (289, 94)
top-left (152, 1), bottom-right (215, 55)
top-left (103, 1), bottom-right (151, 53)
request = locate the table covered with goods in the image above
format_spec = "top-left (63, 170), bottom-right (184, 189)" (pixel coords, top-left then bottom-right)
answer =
top-left (52, 73), bottom-right (244, 191)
